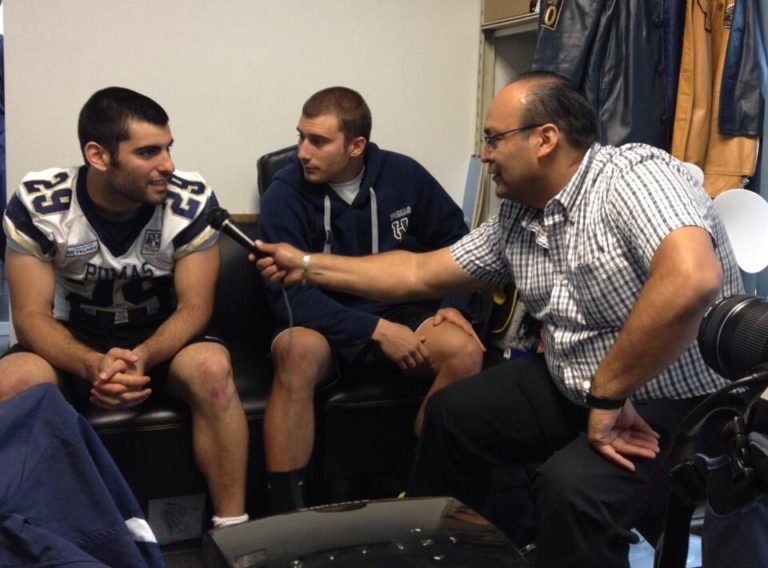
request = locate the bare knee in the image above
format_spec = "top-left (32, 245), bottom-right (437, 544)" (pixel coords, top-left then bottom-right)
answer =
top-left (271, 328), bottom-right (332, 396)
top-left (170, 347), bottom-right (238, 412)
top-left (429, 328), bottom-right (484, 379)
top-left (0, 353), bottom-right (60, 400)
top-left (450, 336), bottom-right (484, 375)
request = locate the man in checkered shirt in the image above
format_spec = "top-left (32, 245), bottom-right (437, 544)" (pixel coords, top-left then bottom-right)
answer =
top-left (256, 71), bottom-right (744, 567)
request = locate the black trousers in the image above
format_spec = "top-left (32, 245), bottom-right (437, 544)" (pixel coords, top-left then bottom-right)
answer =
top-left (409, 354), bottom-right (707, 568)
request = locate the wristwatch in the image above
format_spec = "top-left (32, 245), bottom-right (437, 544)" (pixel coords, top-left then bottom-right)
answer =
top-left (585, 392), bottom-right (626, 410)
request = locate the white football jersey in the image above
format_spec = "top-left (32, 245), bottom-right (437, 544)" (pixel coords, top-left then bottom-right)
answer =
top-left (3, 166), bottom-right (220, 330)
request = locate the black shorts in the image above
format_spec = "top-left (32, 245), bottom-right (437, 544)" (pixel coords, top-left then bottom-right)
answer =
top-left (272, 303), bottom-right (438, 378)
top-left (3, 321), bottom-right (225, 403)
top-left (349, 304), bottom-right (435, 368)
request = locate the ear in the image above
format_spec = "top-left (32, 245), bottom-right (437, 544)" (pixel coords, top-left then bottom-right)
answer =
top-left (535, 124), bottom-right (560, 158)
top-left (84, 141), bottom-right (111, 171)
top-left (347, 136), bottom-right (367, 158)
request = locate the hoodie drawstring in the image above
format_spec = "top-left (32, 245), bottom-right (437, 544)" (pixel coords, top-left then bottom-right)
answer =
top-left (322, 187), bottom-right (379, 254)
top-left (322, 195), bottom-right (332, 253)
top-left (369, 187), bottom-right (379, 254)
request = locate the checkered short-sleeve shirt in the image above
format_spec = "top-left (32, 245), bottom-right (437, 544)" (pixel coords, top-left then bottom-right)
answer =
top-left (452, 143), bottom-right (743, 405)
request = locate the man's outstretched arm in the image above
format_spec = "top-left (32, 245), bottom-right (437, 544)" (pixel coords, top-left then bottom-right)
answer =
top-left (254, 240), bottom-right (483, 302)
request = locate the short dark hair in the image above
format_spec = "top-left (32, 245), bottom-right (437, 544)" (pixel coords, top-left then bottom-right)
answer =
top-left (77, 86), bottom-right (169, 161)
top-left (514, 71), bottom-right (597, 150)
top-left (302, 86), bottom-right (372, 142)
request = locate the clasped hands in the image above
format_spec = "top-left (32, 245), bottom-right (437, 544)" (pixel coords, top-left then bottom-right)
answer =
top-left (87, 347), bottom-right (152, 409)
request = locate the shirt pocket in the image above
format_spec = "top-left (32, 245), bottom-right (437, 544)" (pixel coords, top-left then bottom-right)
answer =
top-left (570, 248), bottom-right (640, 328)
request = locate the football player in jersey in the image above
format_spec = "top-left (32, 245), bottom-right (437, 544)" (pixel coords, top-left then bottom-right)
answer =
top-left (0, 87), bottom-right (249, 529)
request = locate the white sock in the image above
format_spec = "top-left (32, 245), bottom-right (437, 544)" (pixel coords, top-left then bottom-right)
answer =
top-left (212, 513), bottom-right (249, 528)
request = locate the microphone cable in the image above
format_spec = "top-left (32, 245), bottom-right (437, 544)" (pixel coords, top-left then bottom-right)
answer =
top-left (281, 287), bottom-right (294, 329)
top-left (207, 206), bottom-right (296, 329)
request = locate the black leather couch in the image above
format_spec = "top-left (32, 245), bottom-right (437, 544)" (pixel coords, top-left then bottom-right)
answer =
top-left (80, 218), bottom-right (431, 520)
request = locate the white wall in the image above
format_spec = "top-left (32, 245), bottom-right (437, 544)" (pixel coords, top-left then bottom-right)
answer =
top-left (485, 26), bottom-right (538, 218)
top-left (4, 0), bottom-right (481, 213)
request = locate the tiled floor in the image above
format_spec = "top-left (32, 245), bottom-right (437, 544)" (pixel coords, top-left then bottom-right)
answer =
top-left (629, 532), bottom-right (701, 568)
top-left (162, 539), bottom-right (203, 568)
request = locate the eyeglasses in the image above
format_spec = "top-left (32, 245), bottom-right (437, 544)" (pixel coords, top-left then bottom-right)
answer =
top-left (482, 124), bottom-right (543, 148)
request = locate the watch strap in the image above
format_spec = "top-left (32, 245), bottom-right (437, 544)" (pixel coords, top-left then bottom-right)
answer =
top-left (585, 392), bottom-right (627, 410)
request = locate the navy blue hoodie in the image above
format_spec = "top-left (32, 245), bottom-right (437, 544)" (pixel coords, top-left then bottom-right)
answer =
top-left (257, 143), bottom-right (470, 361)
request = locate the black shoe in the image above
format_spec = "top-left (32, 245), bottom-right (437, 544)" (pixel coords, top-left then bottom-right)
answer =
top-left (520, 543), bottom-right (536, 567)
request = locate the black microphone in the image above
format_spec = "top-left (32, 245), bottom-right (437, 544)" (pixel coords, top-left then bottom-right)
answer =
top-left (207, 207), bottom-right (261, 256)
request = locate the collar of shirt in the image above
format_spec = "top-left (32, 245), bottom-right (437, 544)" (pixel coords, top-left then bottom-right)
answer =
top-left (521, 144), bottom-right (599, 251)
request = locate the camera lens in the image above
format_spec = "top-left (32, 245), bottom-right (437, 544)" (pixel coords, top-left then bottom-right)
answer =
top-left (698, 294), bottom-right (768, 380)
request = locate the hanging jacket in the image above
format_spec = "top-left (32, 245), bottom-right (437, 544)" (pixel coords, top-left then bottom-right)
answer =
top-left (532, 0), bottom-right (670, 149)
top-left (671, 0), bottom-right (763, 196)
top-left (662, 0), bottom-right (687, 128)
top-left (718, 0), bottom-right (763, 136)
top-left (257, 143), bottom-right (470, 361)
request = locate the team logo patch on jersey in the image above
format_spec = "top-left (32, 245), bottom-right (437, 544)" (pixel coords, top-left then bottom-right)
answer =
top-left (540, 0), bottom-right (563, 31)
top-left (142, 230), bottom-right (162, 255)
top-left (65, 240), bottom-right (99, 257)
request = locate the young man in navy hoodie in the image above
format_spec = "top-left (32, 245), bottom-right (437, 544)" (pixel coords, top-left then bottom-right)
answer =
top-left (257, 86), bottom-right (485, 513)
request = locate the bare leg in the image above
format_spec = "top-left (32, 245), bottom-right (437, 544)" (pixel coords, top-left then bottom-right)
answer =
top-left (263, 327), bottom-right (334, 472)
top-left (413, 317), bottom-right (484, 435)
top-left (167, 341), bottom-right (248, 517)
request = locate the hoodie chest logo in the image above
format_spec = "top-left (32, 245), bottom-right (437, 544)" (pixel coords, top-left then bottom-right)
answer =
top-left (390, 206), bottom-right (412, 241)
